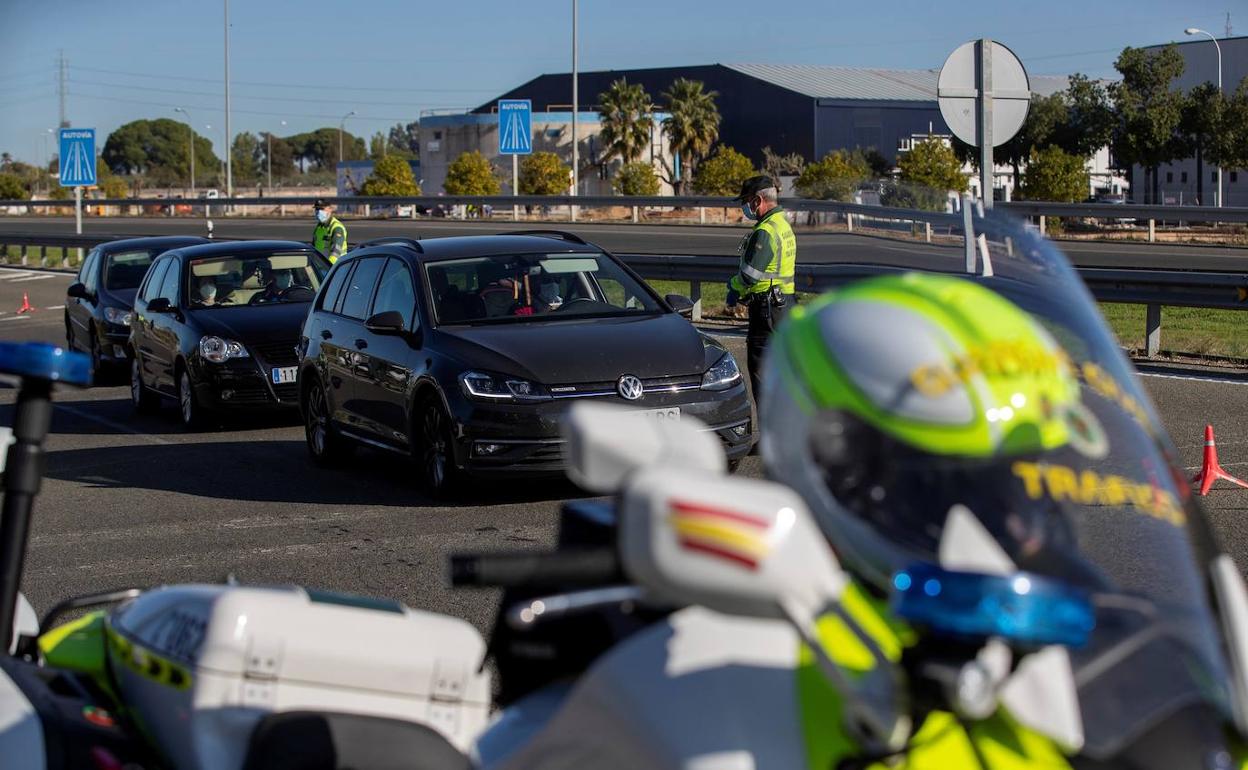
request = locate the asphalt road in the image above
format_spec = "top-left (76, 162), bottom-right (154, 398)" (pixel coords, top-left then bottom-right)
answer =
top-left (2, 215), bottom-right (1246, 271)
top-left (2, 266), bottom-right (1248, 641)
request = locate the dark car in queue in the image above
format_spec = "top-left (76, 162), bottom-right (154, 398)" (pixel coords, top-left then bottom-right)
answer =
top-left (129, 240), bottom-right (331, 428)
top-left (297, 232), bottom-right (754, 495)
top-left (65, 236), bottom-right (208, 379)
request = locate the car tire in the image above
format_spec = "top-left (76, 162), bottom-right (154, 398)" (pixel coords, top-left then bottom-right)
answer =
top-left (130, 357), bottom-right (160, 414)
top-left (415, 393), bottom-right (459, 498)
top-left (303, 376), bottom-right (350, 466)
top-left (64, 316), bottom-right (75, 351)
top-left (87, 326), bottom-right (102, 382)
top-left (177, 368), bottom-right (211, 430)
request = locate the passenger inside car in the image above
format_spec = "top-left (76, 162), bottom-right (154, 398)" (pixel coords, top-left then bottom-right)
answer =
top-left (195, 280), bottom-right (218, 306)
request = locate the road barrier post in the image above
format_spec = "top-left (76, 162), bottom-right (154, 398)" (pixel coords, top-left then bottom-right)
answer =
top-left (39, 246), bottom-right (46, 266)
top-left (690, 280), bottom-right (702, 322)
top-left (1148, 218), bottom-right (1155, 243)
top-left (699, 207), bottom-right (706, 225)
top-left (632, 206), bottom-right (639, 223)
top-left (847, 212), bottom-right (854, 233)
top-left (364, 204), bottom-right (370, 218)
top-left (925, 222), bottom-right (932, 243)
top-left (1145, 303), bottom-right (1162, 357)
top-left (19, 245), bottom-right (26, 267)
top-left (1039, 215), bottom-right (1046, 236)
top-left (279, 204), bottom-right (286, 217)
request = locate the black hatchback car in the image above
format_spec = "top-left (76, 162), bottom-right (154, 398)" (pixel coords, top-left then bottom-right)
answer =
top-left (65, 236), bottom-right (208, 379)
top-left (129, 240), bottom-right (330, 428)
top-left (298, 232), bottom-right (753, 494)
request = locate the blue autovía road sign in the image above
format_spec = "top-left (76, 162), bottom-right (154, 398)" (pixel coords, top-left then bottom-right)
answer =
top-left (498, 100), bottom-right (532, 155)
top-left (59, 128), bottom-right (96, 187)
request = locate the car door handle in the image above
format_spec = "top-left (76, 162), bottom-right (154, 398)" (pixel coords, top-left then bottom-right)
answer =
top-left (321, 329), bottom-right (333, 340)
top-left (354, 339), bottom-right (368, 350)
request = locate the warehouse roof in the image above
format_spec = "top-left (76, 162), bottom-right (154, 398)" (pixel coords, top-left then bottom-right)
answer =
top-left (723, 63), bottom-right (1072, 101)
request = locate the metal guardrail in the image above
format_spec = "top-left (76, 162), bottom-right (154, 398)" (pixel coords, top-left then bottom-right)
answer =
top-left (3, 199), bottom-right (1246, 357)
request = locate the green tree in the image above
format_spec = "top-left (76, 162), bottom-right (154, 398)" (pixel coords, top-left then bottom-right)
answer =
top-left (598, 78), bottom-right (654, 166)
top-left (1180, 82), bottom-right (1225, 205)
top-left (1020, 145), bottom-right (1089, 202)
top-left (762, 146), bottom-right (806, 182)
top-left (1060, 74), bottom-right (1115, 158)
top-left (519, 151), bottom-right (570, 195)
top-left (0, 173), bottom-right (29, 200)
top-left (691, 146), bottom-right (758, 196)
top-left (288, 128), bottom-right (366, 170)
top-left (794, 150), bottom-right (870, 201)
top-left (659, 79), bottom-right (720, 194)
top-left (369, 132), bottom-right (388, 161)
top-left (613, 162), bottom-right (660, 196)
top-left (1219, 80), bottom-right (1248, 171)
top-left (360, 155), bottom-right (421, 196)
top-left (954, 91), bottom-right (1067, 180)
top-left (231, 133), bottom-right (261, 185)
top-left (1110, 45), bottom-right (1188, 203)
top-left (102, 119), bottom-right (220, 185)
top-left (387, 121), bottom-right (420, 159)
top-left (261, 133), bottom-right (295, 181)
top-left (898, 137), bottom-right (967, 194)
top-left (443, 151), bottom-right (501, 195)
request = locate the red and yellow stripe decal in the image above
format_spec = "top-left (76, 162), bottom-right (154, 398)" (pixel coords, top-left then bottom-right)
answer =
top-left (668, 499), bottom-right (771, 569)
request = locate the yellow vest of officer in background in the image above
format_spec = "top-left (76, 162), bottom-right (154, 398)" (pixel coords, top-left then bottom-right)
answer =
top-left (732, 208), bottom-right (796, 298)
top-left (313, 217), bottom-right (348, 263)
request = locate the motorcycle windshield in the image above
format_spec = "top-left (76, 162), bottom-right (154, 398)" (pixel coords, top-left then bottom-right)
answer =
top-left (921, 210), bottom-right (1232, 757)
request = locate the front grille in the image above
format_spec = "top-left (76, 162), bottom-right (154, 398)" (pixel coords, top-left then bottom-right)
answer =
top-left (512, 443), bottom-right (566, 466)
top-left (549, 374), bottom-right (702, 400)
top-left (223, 386), bottom-right (274, 405)
top-left (251, 340), bottom-right (300, 368)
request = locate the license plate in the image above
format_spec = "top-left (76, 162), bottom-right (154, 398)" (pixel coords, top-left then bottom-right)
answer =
top-left (630, 407), bottom-right (680, 421)
top-left (271, 367), bottom-right (297, 385)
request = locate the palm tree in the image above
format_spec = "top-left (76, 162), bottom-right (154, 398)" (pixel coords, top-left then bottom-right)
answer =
top-left (660, 79), bottom-right (720, 194)
top-left (597, 79), bottom-right (654, 169)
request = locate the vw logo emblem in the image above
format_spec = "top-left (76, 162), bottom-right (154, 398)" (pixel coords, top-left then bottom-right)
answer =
top-left (617, 374), bottom-right (644, 401)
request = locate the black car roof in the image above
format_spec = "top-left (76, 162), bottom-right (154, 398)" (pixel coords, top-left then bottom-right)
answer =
top-left (355, 234), bottom-right (601, 263)
top-left (167, 240), bottom-right (317, 260)
top-left (96, 236), bottom-right (208, 254)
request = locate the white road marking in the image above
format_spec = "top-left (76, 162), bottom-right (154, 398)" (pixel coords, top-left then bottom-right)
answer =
top-left (52, 402), bottom-right (173, 446)
top-left (1137, 371), bottom-right (1248, 386)
top-left (0, 315), bottom-right (31, 322)
top-left (45, 305), bottom-right (65, 310)
top-left (8, 274), bottom-right (55, 283)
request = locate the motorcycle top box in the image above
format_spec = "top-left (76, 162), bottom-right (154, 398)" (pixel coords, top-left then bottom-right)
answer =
top-left (102, 583), bottom-right (491, 769)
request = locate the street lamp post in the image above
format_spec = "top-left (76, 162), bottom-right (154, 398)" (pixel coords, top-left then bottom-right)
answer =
top-left (571, 0), bottom-right (579, 218)
top-left (267, 119), bottom-right (287, 192)
top-left (223, 0), bottom-right (232, 200)
top-left (338, 110), bottom-right (357, 167)
top-left (174, 107), bottom-right (195, 196)
top-left (1185, 27), bottom-right (1223, 207)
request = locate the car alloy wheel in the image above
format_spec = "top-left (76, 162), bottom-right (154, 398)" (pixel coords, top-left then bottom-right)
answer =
top-left (418, 397), bottom-right (457, 496)
top-left (130, 357), bottom-right (159, 414)
top-left (88, 332), bottom-right (101, 380)
top-left (179, 370), bottom-right (208, 429)
top-left (304, 378), bottom-right (348, 465)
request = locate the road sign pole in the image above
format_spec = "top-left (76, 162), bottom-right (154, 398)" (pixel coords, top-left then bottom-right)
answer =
top-left (978, 39), bottom-right (994, 210)
top-left (513, 154), bottom-right (519, 221)
top-left (73, 186), bottom-right (83, 265)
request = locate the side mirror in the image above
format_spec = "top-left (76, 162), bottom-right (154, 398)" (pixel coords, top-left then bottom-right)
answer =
top-left (364, 310), bottom-right (406, 335)
top-left (562, 402), bottom-right (724, 494)
top-left (617, 467), bottom-right (845, 619)
top-left (146, 298), bottom-right (173, 314)
top-left (67, 282), bottom-right (91, 301)
top-left (665, 294), bottom-right (695, 319)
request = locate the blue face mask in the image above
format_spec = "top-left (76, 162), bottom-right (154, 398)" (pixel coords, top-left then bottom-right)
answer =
top-left (316, 209), bottom-right (329, 224)
top-left (741, 202), bottom-right (757, 221)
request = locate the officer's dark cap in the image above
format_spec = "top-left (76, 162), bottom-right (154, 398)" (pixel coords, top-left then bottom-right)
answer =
top-left (313, 198), bottom-right (330, 209)
top-left (734, 175), bottom-right (777, 202)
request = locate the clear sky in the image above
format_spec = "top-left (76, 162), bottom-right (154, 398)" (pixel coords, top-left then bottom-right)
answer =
top-left (0, 0), bottom-right (1236, 166)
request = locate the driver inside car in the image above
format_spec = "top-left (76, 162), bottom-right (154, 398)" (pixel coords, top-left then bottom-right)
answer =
top-left (256, 270), bottom-right (294, 302)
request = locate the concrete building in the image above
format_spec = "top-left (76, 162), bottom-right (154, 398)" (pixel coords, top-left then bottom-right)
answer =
top-left (480, 63), bottom-right (1072, 184)
top-left (419, 110), bottom-right (673, 196)
top-left (1136, 35), bottom-right (1248, 206)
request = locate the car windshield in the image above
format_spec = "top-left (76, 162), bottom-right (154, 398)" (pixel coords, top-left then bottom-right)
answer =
top-left (862, 203), bottom-right (1233, 757)
top-left (104, 249), bottom-right (160, 291)
top-left (186, 251), bottom-right (327, 309)
top-left (424, 252), bottom-right (662, 325)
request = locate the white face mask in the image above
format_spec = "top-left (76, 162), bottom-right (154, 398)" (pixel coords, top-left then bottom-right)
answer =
top-left (741, 202), bottom-right (757, 221)
top-left (276, 273), bottom-right (293, 290)
top-left (316, 209), bottom-right (329, 224)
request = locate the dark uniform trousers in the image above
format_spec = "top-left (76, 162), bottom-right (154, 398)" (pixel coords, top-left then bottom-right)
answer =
top-left (746, 288), bottom-right (789, 410)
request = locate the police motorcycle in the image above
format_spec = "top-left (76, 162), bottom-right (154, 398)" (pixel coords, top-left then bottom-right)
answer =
top-left (0, 208), bottom-right (1245, 770)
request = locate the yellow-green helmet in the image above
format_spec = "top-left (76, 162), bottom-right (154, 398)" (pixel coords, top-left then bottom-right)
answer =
top-left (761, 272), bottom-right (1090, 589)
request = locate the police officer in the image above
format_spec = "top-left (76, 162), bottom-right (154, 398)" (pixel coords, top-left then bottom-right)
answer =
top-left (726, 175), bottom-right (796, 409)
top-left (312, 199), bottom-right (348, 263)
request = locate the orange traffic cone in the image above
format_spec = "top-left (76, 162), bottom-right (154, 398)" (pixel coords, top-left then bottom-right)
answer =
top-left (1191, 425), bottom-right (1248, 496)
top-left (15, 293), bottom-right (33, 314)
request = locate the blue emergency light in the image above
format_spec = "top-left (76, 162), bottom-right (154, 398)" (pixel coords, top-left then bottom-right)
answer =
top-left (0, 342), bottom-right (92, 387)
top-left (892, 562), bottom-right (1095, 648)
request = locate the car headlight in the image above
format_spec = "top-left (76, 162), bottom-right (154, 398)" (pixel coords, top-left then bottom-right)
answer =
top-left (103, 307), bottom-right (132, 327)
top-left (198, 335), bottom-right (249, 364)
top-left (459, 370), bottom-right (549, 402)
top-left (701, 352), bottom-right (741, 391)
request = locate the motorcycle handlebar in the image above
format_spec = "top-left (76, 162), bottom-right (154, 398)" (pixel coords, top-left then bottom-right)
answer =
top-left (450, 548), bottom-right (622, 589)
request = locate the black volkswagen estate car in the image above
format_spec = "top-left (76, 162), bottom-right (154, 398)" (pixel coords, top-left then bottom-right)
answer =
top-left (130, 240), bottom-right (330, 428)
top-left (65, 236), bottom-right (208, 379)
top-left (298, 232), bottom-right (753, 494)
